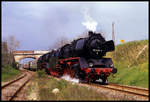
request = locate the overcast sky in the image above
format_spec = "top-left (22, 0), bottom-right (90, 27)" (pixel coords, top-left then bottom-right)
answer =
top-left (2, 1), bottom-right (149, 51)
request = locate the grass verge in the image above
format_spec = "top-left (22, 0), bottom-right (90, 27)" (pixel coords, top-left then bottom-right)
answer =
top-left (2, 64), bottom-right (21, 82)
top-left (107, 40), bottom-right (148, 88)
top-left (26, 73), bottom-right (110, 100)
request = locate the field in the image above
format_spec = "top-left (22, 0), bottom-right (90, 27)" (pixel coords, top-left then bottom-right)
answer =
top-left (107, 40), bottom-right (148, 88)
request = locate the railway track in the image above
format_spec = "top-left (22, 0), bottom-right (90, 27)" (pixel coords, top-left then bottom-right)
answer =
top-left (1, 69), bottom-right (33, 101)
top-left (88, 83), bottom-right (149, 100)
top-left (48, 75), bottom-right (149, 100)
top-left (108, 83), bottom-right (148, 96)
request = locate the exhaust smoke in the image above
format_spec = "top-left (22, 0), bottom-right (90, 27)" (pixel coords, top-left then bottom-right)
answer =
top-left (82, 7), bottom-right (98, 32)
top-left (61, 74), bottom-right (79, 83)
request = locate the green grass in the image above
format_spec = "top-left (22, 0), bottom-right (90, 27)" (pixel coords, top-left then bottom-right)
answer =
top-left (36, 69), bottom-right (47, 78)
top-left (27, 74), bottom-right (110, 100)
top-left (2, 64), bottom-right (21, 82)
top-left (107, 40), bottom-right (148, 66)
top-left (108, 64), bottom-right (148, 88)
top-left (107, 40), bottom-right (149, 88)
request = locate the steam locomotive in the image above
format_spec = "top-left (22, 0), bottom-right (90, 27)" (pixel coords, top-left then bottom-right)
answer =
top-left (37, 31), bottom-right (117, 84)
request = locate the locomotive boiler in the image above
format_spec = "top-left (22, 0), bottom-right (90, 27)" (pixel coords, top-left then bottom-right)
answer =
top-left (37, 31), bottom-right (117, 84)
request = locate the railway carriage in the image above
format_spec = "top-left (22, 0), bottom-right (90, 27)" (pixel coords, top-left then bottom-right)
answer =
top-left (23, 60), bottom-right (37, 71)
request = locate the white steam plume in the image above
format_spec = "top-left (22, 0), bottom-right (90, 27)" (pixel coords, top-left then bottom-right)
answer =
top-left (61, 74), bottom-right (79, 83)
top-left (82, 7), bottom-right (98, 32)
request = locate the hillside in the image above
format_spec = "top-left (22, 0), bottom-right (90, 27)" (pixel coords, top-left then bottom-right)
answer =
top-left (107, 40), bottom-right (149, 88)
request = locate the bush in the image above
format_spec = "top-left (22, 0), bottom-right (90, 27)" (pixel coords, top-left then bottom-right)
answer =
top-left (37, 69), bottom-right (47, 77)
top-left (12, 62), bottom-right (19, 69)
top-left (2, 64), bottom-right (21, 82)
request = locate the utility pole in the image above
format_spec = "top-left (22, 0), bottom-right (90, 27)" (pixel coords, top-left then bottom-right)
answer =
top-left (112, 22), bottom-right (115, 44)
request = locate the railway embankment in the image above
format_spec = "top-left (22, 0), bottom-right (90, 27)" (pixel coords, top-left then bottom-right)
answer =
top-left (26, 70), bottom-right (110, 100)
top-left (107, 40), bottom-right (148, 88)
top-left (25, 70), bottom-right (148, 101)
top-left (2, 65), bottom-right (21, 84)
top-left (1, 69), bottom-right (34, 101)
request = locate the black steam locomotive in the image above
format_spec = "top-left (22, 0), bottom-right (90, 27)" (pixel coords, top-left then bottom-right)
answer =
top-left (37, 31), bottom-right (117, 84)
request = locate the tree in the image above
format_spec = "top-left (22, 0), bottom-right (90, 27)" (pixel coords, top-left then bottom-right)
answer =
top-left (76, 30), bottom-right (88, 39)
top-left (7, 35), bottom-right (20, 53)
top-left (2, 41), bottom-right (8, 54)
top-left (2, 41), bottom-right (9, 67)
top-left (5, 35), bottom-right (20, 67)
top-left (49, 36), bottom-right (70, 50)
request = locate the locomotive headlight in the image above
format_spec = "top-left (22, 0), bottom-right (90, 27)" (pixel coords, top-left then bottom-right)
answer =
top-left (89, 62), bottom-right (93, 67)
top-left (110, 64), bottom-right (113, 67)
top-left (92, 49), bottom-right (102, 55)
top-left (93, 49), bottom-right (101, 52)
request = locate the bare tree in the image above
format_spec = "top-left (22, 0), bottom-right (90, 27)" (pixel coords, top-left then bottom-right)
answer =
top-left (76, 30), bottom-right (88, 39)
top-left (7, 35), bottom-right (20, 53)
top-left (49, 36), bottom-right (70, 50)
top-left (6, 35), bottom-right (20, 67)
top-left (2, 41), bottom-right (9, 67)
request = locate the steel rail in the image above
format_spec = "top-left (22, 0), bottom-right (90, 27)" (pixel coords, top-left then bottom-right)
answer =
top-left (90, 83), bottom-right (149, 99)
top-left (2, 73), bottom-right (27, 89)
top-left (1, 71), bottom-right (32, 101)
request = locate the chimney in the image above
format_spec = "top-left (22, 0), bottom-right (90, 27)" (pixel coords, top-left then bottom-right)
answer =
top-left (88, 31), bottom-right (94, 36)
